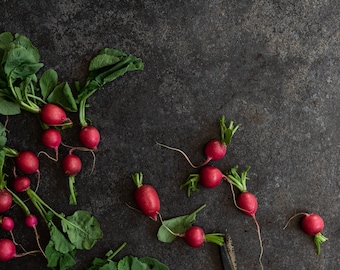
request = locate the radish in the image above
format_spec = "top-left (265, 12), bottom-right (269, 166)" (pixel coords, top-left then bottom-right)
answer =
top-left (180, 165), bottom-right (226, 197)
top-left (61, 152), bottom-right (82, 177)
top-left (0, 216), bottom-right (19, 246)
top-left (0, 238), bottom-right (41, 262)
top-left (0, 216), bottom-right (14, 232)
top-left (40, 128), bottom-right (62, 161)
top-left (15, 150), bottom-right (39, 175)
top-left (39, 103), bottom-right (70, 126)
top-left (226, 165), bottom-right (263, 270)
top-left (79, 125), bottom-right (100, 151)
top-left (0, 189), bottom-right (12, 213)
top-left (157, 116), bottom-right (239, 168)
top-left (61, 151), bottom-right (82, 205)
top-left (132, 172), bottom-right (160, 221)
top-left (24, 214), bottom-right (46, 258)
top-left (0, 238), bottom-right (16, 262)
top-left (12, 176), bottom-right (31, 193)
top-left (283, 212), bottom-right (328, 254)
top-left (183, 226), bottom-right (224, 248)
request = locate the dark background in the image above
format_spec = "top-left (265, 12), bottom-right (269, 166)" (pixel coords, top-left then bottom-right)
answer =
top-left (0, 1), bottom-right (339, 269)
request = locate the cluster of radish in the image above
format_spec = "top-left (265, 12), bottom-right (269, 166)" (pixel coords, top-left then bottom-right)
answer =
top-left (0, 103), bottom-right (100, 262)
top-left (131, 173), bottom-right (224, 248)
top-left (130, 115), bottom-right (329, 269)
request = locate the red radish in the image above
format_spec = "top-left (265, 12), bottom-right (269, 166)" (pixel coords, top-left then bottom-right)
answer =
top-left (13, 176), bottom-right (31, 193)
top-left (0, 238), bottom-right (16, 262)
top-left (61, 151), bottom-right (82, 205)
top-left (132, 172), bottom-right (160, 221)
top-left (41, 128), bottom-right (62, 149)
top-left (41, 128), bottom-right (62, 161)
top-left (15, 151), bottom-right (39, 175)
top-left (0, 189), bottom-right (12, 213)
top-left (226, 166), bottom-right (263, 270)
top-left (180, 166), bottom-right (225, 197)
top-left (79, 125), bottom-right (100, 150)
top-left (40, 103), bottom-right (68, 126)
top-left (284, 212), bottom-right (328, 254)
top-left (0, 216), bottom-right (14, 232)
top-left (24, 214), bottom-right (46, 258)
top-left (184, 226), bottom-right (205, 248)
top-left (24, 214), bottom-right (38, 228)
top-left (0, 238), bottom-right (41, 261)
top-left (0, 216), bottom-right (18, 245)
top-left (61, 153), bottom-right (82, 176)
top-left (157, 116), bottom-right (239, 168)
top-left (237, 191), bottom-right (258, 216)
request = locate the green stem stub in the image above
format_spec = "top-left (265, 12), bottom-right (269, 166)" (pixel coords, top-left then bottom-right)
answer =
top-left (132, 172), bottom-right (143, 188)
top-left (180, 174), bottom-right (200, 197)
top-left (69, 176), bottom-right (77, 205)
top-left (220, 116), bottom-right (239, 146)
top-left (205, 233), bottom-right (225, 246)
top-left (314, 232), bottom-right (328, 255)
top-left (226, 165), bottom-right (250, 192)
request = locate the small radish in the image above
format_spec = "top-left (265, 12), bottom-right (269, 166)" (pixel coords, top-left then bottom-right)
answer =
top-left (0, 216), bottom-right (14, 232)
top-left (0, 238), bottom-right (16, 262)
top-left (0, 238), bottom-right (41, 262)
top-left (0, 216), bottom-right (18, 245)
top-left (61, 152), bottom-right (82, 177)
top-left (157, 116), bottom-right (239, 168)
top-left (226, 165), bottom-right (263, 270)
top-left (12, 176), bottom-right (31, 193)
top-left (39, 103), bottom-right (69, 126)
top-left (61, 150), bottom-right (82, 205)
top-left (180, 165), bottom-right (226, 197)
top-left (132, 172), bottom-right (160, 221)
top-left (24, 214), bottom-right (46, 258)
top-left (15, 150), bottom-right (39, 175)
top-left (0, 189), bottom-right (12, 213)
top-left (283, 212), bottom-right (328, 254)
top-left (79, 125), bottom-right (100, 151)
top-left (183, 226), bottom-right (224, 248)
top-left (40, 128), bottom-right (62, 161)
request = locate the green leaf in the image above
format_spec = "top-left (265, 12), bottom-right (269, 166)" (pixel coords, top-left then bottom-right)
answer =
top-left (61, 210), bottom-right (103, 250)
top-left (14, 33), bottom-right (41, 63)
top-left (47, 82), bottom-right (78, 112)
top-left (99, 261), bottom-right (118, 270)
top-left (40, 69), bottom-right (58, 100)
top-left (0, 93), bottom-right (21, 115)
top-left (0, 122), bottom-right (6, 149)
top-left (89, 54), bottom-right (121, 71)
top-left (118, 256), bottom-right (147, 270)
top-left (157, 204), bottom-right (206, 243)
top-left (49, 221), bottom-right (76, 254)
top-left (139, 257), bottom-right (170, 270)
top-left (4, 47), bottom-right (43, 78)
top-left (45, 240), bottom-right (77, 270)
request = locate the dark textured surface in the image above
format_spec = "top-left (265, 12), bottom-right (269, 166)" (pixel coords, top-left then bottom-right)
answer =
top-left (0, 1), bottom-right (339, 269)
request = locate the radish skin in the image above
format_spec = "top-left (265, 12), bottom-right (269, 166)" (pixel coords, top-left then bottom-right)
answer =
top-left (0, 189), bottom-right (12, 213)
top-left (132, 172), bottom-right (160, 221)
top-left (79, 126), bottom-right (100, 150)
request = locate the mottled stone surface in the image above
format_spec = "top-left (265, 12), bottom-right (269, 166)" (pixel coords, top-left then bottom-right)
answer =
top-left (0, 1), bottom-right (339, 269)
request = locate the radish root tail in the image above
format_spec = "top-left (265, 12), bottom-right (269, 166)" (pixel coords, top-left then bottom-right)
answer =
top-left (252, 215), bottom-right (264, 270)
top-left (156, 142), bottom-right (202, 168)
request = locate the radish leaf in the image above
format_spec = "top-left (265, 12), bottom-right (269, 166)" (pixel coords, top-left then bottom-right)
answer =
top-left (61, 210), bottom-right (103, 250)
